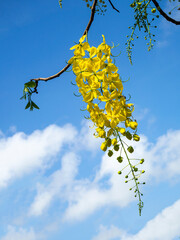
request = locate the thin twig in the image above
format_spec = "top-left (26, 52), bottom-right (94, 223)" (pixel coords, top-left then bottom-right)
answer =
top-left (31, 0), bottom-right (98, 82)
top-left (151, 0), bottom-right (180, 25)
top-left (108, 0), bottom-right (120, 13)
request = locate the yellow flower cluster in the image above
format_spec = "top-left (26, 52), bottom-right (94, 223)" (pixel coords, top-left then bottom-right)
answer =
top-left (69, 35), bottom-right (145, 215)
top-left (69, 35), bottom-right (139, 151)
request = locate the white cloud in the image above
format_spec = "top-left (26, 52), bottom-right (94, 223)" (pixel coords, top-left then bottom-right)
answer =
top-left (31, 129), bottom-right (180, 221)
top-left (92, 225), bottom-right (127, 240)
top-left (0, 124), bottom-right (77, 188)
top-left (74, 120), bottom-right (102, 153)
top-left (63, 129), bottom-right (180, 221)
top-left (139, 130), bottom-right (180, 181)
top-left (92, 198), bottom-right (180, 240)
top-left (2, 121), bottom-right (180, 224)
top-left (29, 152), bottom-right (80, 216)
top-left (0, 226), bottom-right (39, 240)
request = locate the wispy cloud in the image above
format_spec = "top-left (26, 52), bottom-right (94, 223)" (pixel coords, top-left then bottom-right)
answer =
top-left (29, 152), bottom-right (80, 216)
top-left (1, 226), bottom-right (40, 240)
top-left (92, 198), bottom-right (180, 240)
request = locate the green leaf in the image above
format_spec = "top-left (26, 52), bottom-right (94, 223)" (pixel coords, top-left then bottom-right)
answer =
top-left (25, 81), bottom-right (36, 88)
top-left (25, 101), bottom-right (31, 109)
top-left (31, 101), bottom-right (40, 110)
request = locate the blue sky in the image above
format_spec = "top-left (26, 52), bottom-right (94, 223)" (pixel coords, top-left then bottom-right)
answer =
top-left (0, 0), bottom-right (180, 239)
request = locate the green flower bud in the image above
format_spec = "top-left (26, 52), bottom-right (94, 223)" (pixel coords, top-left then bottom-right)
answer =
top-left (117, 156), bottom-right (123, 163)
top-left (127, 146), bottom-right (134, 153)
top-left (125, 131), bottom-right (132, 140)
top-left (118, 171), bottom-right (122, 175)
top-left (106, 138), bottom-right (111, 147)
top-left (108, 150), bottom-right (113, 157)
top-left (114, 144), bottom-right (119, 151)
top-left (140, 159), bottom-right (144, 164)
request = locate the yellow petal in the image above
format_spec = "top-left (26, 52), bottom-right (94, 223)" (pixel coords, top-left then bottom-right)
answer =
top-left (90, 47), bottom-right (97, 58)
top-left (79, 35), bottom-right (86, 43)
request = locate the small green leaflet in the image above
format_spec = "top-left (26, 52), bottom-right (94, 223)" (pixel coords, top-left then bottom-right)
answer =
top-left (25, 101), bottom-right (31, 109)
top-left (31, 101), bottom-right (40, 109)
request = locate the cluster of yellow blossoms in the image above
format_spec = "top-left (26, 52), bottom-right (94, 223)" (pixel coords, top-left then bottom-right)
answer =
top-left (69, 35), bottom-right (139, 149)
top-left (69, 35), bottom-right (144, 215)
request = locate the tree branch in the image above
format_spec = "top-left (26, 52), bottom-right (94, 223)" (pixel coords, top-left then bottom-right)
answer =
top-left (31, 0), bottom-right (98, 82)
top-left (151, 0), bottom-right (180, 25)
top-left (108, 0), bottom-right (120, 13)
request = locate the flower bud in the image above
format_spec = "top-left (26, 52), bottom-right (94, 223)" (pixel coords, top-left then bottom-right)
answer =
top-left (129, 121), bottom-right (138, 130)
top-left (126, 131), bottom-right (132, 140)
top-left (107, 128), bottom-right (114, 137)
top-left (108, 150), bottom-right (113, 157)
top-left (119, 128), bottom-right (126, 135)
top-left (127, 146), bottom-right (134, 153)
top-left (100, 142), bottom-right (107, 151)
top-left (111, 138), bottom-right (117, 146)
top-left (133, 134), bottom-right (140, 141)
top-left (114, 144), bottom-right (119, 151)
top-left (117, 156), bottom-right (123, 163)
top-left (106, 138), bottom-right (111, 147)
top-left (140, 159), bottom-right (144, 164)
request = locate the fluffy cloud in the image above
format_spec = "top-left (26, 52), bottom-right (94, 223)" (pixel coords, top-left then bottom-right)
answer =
top-left (30, 129), bottom-right (180, 222)
top-left (1, 122), bottom-right (180, 224)
top-left (92, 198), bottom-right (180, 240)
top-left (135, 130), bottom-right (180, 181)
top-left (61, 129), bottom-right (180, 221)
top-left (0, 124), bottom-right (77, 188)
top-left (29, 152), bottom-right (80, 216)
top-left (62, 151), bottom-right (133, 222)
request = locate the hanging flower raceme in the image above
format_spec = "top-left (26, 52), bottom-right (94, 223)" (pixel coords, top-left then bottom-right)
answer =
top-left (69, 34), bottom-right (145, 215)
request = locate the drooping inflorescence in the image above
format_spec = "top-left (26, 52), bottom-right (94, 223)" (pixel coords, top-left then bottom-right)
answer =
top-left (69, 34), bottom-right (145, 215)
top-left (126, 0), bottom-right (160, 63)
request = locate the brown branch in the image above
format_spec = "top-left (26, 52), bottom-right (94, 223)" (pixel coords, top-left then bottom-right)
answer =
top-left (108, 0), bottom-right (120, 13)
top-left (32, 0), bottom-right (98, 82)
top-left (151, 0), bottom-right (180, 25)
top-left (83, 0), bottom-right (98, 35)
